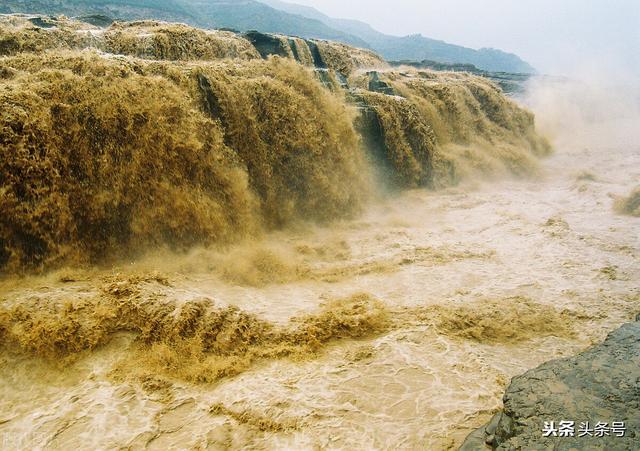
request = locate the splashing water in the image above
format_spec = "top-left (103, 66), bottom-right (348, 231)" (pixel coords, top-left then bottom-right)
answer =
top-left (0, 17), bottom-right (639, 450)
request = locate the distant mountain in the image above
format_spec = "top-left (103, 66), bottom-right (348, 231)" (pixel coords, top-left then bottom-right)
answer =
top-left (185, 1), bottom-right (371, 48)
top-left (1, 0), bottom-right (536, 73)
top-left (0, 0), bottom-right (371, 48)
top-left (260, 0), bottom-right (536, 73)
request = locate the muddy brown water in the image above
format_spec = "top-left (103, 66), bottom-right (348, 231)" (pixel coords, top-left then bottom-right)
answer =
top-left (0, 85), bottom-right (639, 450)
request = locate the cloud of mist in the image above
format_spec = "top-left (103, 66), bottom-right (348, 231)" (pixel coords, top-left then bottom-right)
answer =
top-left (523, 71), bottom-right (640, 148)
top-left (288, 0), bottom-right (640, 76)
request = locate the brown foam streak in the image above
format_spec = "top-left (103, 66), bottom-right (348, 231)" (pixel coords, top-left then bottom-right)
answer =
top-left (0, 275), bottom-right (389, 383)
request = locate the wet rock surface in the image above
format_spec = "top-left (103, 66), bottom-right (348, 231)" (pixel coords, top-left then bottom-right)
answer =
top-left (367, 71), bottom-right (395, 95)
top-left (243, 30), bottom-right (291, 59)
top-left (461, 318), bottom-right (640, 450)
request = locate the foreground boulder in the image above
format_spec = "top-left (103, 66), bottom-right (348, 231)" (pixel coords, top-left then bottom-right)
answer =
top-left (461, 317), bottom-right (640, 450)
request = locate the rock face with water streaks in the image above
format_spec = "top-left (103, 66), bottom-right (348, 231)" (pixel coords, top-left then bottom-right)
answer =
top-left (461, 316), bottom-right (640, 450)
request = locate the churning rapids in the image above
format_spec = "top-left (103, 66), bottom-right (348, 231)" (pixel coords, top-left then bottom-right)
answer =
top-left (1, 79), bottom-right (638, 450)
top-left (0, 16), bottom-right (639, 451)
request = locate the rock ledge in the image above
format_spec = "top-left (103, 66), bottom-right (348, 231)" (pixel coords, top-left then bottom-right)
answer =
top-left (461, 316), bottom-right (640, 450)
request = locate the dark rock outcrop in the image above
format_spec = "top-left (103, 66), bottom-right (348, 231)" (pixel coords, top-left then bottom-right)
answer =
top-left (351, 98), bottom-right (391, 178)
top-left (28, 16), bottom-right (56, 28)
top-left (367, 71), bottom-right (395, 95)
top-left (306, 39), bottom-right (326, 68)
top-left (461, 319), bottom-right (640, 450)
top-left (242, 30), bottom-right (387, 76)
top-left (243, 30), bottom-right (291, 59)
top-left (74, 14), bottom-right (114, 28)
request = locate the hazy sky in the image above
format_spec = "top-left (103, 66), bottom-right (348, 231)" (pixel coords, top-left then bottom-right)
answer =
top-left (290, 0), bottom-right (640, 75)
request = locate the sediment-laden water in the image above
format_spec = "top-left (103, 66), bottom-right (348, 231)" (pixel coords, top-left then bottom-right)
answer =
top-left (0, 16), bottom-right (638, 451)
top-left (1, 93), bottom-right (638, 450)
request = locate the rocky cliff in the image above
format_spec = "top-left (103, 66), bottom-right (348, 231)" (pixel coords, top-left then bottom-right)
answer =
top-left (461, 316), bottom-right (640, 450)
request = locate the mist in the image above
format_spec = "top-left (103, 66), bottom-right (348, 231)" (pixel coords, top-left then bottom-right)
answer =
top-left (289, 0), bottom-right (640, 76)
top-left (520, 63), bottom-right (640, 155)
